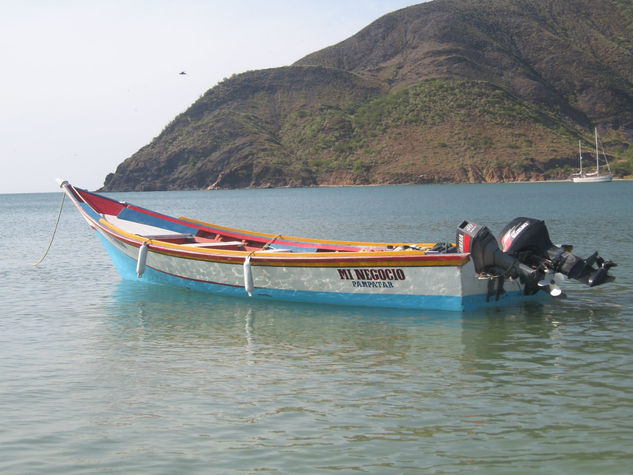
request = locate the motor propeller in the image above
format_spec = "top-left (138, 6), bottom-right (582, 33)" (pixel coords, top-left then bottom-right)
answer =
top-left (537, 276), bottom-right (564, 297)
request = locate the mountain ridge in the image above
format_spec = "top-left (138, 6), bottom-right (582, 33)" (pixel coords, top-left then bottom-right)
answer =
top-left (102, 0), bottom-right (633, 191)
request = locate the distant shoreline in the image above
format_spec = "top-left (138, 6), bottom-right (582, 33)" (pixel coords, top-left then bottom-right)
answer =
top-left (311, 178), bottom-right (633, 188)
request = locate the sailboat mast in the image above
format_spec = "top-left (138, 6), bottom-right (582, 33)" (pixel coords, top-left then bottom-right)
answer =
top-left (595, 127), bottom-right (600, 174)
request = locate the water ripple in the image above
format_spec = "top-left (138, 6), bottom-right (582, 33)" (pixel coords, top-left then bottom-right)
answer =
top-left (2, 184), bottom-right (633, 473)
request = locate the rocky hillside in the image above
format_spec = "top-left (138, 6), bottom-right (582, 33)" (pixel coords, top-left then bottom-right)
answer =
top-left (102, 0), bottom-right (633, 191)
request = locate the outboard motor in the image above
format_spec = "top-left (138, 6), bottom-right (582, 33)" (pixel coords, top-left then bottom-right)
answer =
top-left (457, 217), bottom-right (616, 297)
top-left (498, 217), bottom-right (615, 287)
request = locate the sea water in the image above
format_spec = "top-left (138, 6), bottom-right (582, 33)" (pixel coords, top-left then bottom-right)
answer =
top-left (1, 182), bottom-right (632, 473)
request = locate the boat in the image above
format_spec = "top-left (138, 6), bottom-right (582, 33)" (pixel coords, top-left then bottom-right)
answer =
top-left (572, 128), bottom-right (613, 183)
top-left (57, 180), bottom-right (616, 311)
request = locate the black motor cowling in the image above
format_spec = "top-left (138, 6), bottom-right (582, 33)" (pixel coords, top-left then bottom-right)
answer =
top-left (498, 217), bottom-right (615, 287)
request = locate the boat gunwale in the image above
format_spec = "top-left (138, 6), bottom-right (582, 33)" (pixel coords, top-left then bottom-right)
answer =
top-left (69, 185), bottom-right (443, 251)
top-left (62, 185), bottom-right (471, 268)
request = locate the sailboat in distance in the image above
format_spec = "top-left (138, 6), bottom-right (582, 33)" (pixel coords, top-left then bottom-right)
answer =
top-left (573, 128), bottom-right (613, 183)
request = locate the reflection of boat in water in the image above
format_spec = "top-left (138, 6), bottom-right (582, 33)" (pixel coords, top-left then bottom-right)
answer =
top-left (58, 180), bottom-right (616, 311)
top-left (572, 128), bottom-right (613, 183)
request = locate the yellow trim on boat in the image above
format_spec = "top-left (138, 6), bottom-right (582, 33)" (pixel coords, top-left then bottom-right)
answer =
top-left (179, 216), bottom-right (437, 249)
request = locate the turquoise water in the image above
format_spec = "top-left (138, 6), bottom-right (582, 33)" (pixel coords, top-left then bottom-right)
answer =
top-left (1, 182), bottom-right (632, 473)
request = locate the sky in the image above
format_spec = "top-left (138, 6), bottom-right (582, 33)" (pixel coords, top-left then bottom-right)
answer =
top-left (0, 0), bottom-right (423, 194)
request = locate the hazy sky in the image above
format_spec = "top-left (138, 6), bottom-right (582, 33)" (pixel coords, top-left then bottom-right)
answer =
top-left (1, 0), bottom-right (423, 194)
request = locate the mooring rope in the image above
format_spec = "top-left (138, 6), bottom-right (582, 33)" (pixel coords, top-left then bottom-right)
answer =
top-left (262, 234), bottom-right (282, 250)
top-left (33, 191), bottom-right (66, 266)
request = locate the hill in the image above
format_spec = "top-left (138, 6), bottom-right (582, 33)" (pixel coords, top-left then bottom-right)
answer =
top-left (102, 0), bottom-right (633, 191)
